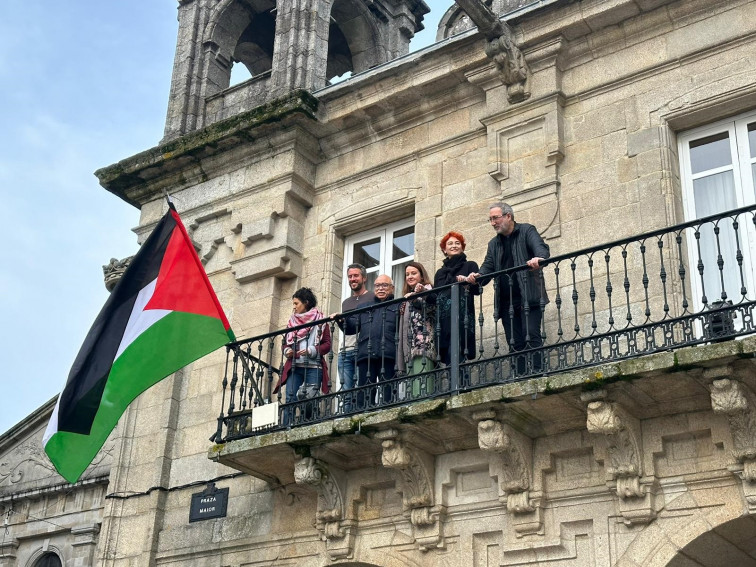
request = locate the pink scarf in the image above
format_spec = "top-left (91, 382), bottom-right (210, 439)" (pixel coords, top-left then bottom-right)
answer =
top-left (286, 308), bottom-right (324, 345)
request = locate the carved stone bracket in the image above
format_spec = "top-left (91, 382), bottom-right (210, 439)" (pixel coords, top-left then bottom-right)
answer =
top-left (375, 429), bottom-right (445, 551)
top-left (294, 457), bottom-right (355, 560)
top-left (710, 378), bottom-right (756, 514)
top-left (473, 410), bottom-right (542, 536)
top-left (583, 391), bottom-right (657, 525)
top-left (103, 256), bottom-right (133, 292)
top-left (454, 0), bottom-right (530, 103)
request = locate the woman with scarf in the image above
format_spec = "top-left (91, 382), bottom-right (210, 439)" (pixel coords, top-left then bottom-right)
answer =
top-left (434, 232), bottom-right (480, 365)
top-left (274, 287), bottom-right (331, 408)
top-left (397, 262), bottom-right (437, 387)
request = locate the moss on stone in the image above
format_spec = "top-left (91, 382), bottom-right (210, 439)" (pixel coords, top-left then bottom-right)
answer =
top-left (95, 90), bottom-right (320, 204)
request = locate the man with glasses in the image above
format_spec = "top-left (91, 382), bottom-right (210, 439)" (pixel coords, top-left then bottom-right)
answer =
top-left (467, 203), bottom-right (550, 374)
top-left (342, 274), bottom-right (398, 406)
top-left (333, 263), bottom-right (374, 409)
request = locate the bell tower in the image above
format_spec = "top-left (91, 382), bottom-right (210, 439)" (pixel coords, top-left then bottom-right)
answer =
top-left (163, 0), bottom-right (429, 141)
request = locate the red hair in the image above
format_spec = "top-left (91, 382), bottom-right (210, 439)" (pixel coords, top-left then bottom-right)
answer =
top-left (440, 231), bottom-right (466, 252)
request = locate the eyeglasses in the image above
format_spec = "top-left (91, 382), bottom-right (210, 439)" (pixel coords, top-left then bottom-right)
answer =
top-left (374, 283), bottom-right (393, 289)
top-left (488, 214), bottom-right (507, 223)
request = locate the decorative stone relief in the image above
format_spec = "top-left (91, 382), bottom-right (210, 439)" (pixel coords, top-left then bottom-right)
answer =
top-left (375, 429), bottom-right (445, 551)
top-left (454, 0), bottom-right (531, 103)
top-left (710, 378), bottom-right (756, 513)
top-left (473, 410), bottom-right (542, 536)
top-left (583, 391), bottom-right (657, 525)
top-left (103, 256), bottom-right (133, 292)
top-left (293, 457), bottom-right (355, 560)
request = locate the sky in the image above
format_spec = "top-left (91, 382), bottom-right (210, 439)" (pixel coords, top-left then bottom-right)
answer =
top-left (0, 1), bottom-right (453, 434)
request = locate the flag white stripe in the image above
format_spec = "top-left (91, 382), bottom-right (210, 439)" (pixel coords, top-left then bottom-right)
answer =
top-left (115, 278), bottom-right (171, 360)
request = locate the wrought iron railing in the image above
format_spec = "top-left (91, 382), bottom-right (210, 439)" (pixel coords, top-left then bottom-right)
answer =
top-left (212, 205), bottom-right (756, 443)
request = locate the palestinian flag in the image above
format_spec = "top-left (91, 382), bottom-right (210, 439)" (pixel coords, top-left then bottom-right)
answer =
top-left (44, 203), bottom-right (235, 484)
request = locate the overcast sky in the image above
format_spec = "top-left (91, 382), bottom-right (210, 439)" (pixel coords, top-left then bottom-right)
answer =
top-left (0, 1), bottom-right (453, 434)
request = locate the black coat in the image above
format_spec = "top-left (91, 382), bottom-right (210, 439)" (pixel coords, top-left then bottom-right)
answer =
top-left (478, 223), bottom-right (550, 313)
top-left (343, 294), bottom-right (399, 362)
top-left (434, 253), bottom-right (480, 362)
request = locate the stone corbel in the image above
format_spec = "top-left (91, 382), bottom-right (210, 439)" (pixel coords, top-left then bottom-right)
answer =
top-left (583, 391), bottom-right (657, 525)
top-left (103, 256), bottom-right (133, 292)
top-left (375, 429), bottom-right (445, 551)
top-left (709, 377), bottom-right (756, 514)
top-left (294, 457), bottom-right (355, 560)
top-left (473, 410), bottom-right (542, 536)
top-left (454, 0), bottom-right (530, 103)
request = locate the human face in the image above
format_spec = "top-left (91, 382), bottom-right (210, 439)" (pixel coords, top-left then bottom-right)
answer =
top-left (347, 268), bottom-right (367, 294)
top-left (489, 207), bottom-right (514, 236)
top-left (444, 237), bottom-right (464, 257)
top-left (405, 266), bottom-right (422, 288)
top-left (292, 297), bottom-right (308, 314)
top-left (374, 276), bottom-right (394, 300)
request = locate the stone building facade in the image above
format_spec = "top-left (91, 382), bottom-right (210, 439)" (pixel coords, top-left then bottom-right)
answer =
top-left (5, 0), bottom-right (756, 565)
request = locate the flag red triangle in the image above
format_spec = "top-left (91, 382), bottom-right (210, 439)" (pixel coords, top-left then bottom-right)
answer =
top-left (144, 225), bottom-right (221, 319)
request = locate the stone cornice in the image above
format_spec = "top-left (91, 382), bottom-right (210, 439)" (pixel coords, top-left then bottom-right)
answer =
top-left (95, 90), bottom-right (319, 208)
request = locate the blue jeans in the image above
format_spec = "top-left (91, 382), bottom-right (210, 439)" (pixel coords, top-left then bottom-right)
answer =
top-left (338, 349), bottom-right (357, 413)
top-left (338, 349), bottom-right (357, 390)
top-left (285, 366), bottom-right (321, 425)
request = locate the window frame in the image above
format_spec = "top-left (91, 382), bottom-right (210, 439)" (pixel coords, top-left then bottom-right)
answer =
top-left (341, 217), bottom-right (415, 301)
top-left (678, 109), bottom-right (756, 310)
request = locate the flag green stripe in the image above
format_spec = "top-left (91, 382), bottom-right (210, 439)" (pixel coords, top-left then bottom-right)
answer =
top-left (46, 311), bottom-right (230, 483)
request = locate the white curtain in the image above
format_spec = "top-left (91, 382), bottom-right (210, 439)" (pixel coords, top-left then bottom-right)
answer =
top-left (693, 171), bottom-right (742, 304)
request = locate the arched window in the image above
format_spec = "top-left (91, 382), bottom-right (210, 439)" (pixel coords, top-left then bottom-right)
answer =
top-left (34, 552), bottom-right (62, 567)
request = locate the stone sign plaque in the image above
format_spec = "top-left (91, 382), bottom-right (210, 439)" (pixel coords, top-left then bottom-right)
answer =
top-left (189, 483), bottom-right (229, 522)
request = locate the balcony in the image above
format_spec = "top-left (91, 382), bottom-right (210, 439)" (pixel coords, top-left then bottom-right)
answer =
top-left (209, 205), bottom-right (756, 537)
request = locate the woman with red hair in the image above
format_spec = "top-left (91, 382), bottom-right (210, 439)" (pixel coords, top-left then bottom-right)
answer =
top-left (434, 232), bottom-right (480, 365)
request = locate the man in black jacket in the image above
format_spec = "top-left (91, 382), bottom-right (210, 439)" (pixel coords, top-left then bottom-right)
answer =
top-left (467, 203), bottom-right (549, 374)
top-left (343, 274), bottom-right (398, 405)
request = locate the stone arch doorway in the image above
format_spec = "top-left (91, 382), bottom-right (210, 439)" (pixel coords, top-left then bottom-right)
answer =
top-left (664, 516), bottom-right (756, 566)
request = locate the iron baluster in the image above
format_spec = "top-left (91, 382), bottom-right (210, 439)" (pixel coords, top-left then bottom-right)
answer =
top-left (554, 263), bottom-right (564, 341)
top-left (732, 217), bottom-right (747, 299)
top-left (588, 255), bottom-right (597, 335)
top-left (622, 247), bottom-right (632, 326)
top-left (675, 232), bottom-right (689, 314)
top-left (713, 221), bottom-right (727, 302)
top-left (694, 227), bottom-right (709, 308)
top-left (605, 251), bottom-right (615, 330)
top-left (657, 237), bottom-right (670, 318)
top-left (228, 347), bottom-right (239, 415)
top-left (450, 283), bottom-right (460, 394)
top-left (640, 241), bottom-right (651, 321)
top-left (571, 259), bottom-right (580, 337)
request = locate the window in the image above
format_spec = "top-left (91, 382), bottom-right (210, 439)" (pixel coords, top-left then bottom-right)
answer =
top-left (34, 553), bottom-right (62, 567)
top-left (679, 111), bottom-right (756, 308)
top-left (342, 219), bottom-right (414, 300)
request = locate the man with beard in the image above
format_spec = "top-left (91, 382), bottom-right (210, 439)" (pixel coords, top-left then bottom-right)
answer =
top-left (333, 263), bottom-right (374, 409)
top-left (467, 202), bottom-right (549, 374)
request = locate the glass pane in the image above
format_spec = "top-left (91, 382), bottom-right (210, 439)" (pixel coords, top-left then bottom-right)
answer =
top-left (392, 226), bottom-right (414, 260)
top-left (365, 271), bottom-right (378, 293)
top-left (392, 260), bottom-right (412, 293)
top-left (693, 171), bottom-right (741, 303)
top-left (690, 132), bottom-right (732, 174)
top-left (748, 122), bottom-right (756, 158)
top-left (353, 237), bottom-right (381, 268)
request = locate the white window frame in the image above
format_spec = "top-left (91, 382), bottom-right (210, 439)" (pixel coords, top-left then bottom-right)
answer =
top-left (342, 218), bottom-right (414, 301)
top-left (678, 109), bottom-right (756, 311)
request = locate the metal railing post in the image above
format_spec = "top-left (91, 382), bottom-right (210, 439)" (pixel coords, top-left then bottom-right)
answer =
top-left (450, 283), bottom-right (460, 393)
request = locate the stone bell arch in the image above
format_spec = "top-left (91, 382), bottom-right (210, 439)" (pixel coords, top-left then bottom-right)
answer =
top-left (163, 0), bottom-right (429, 140)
